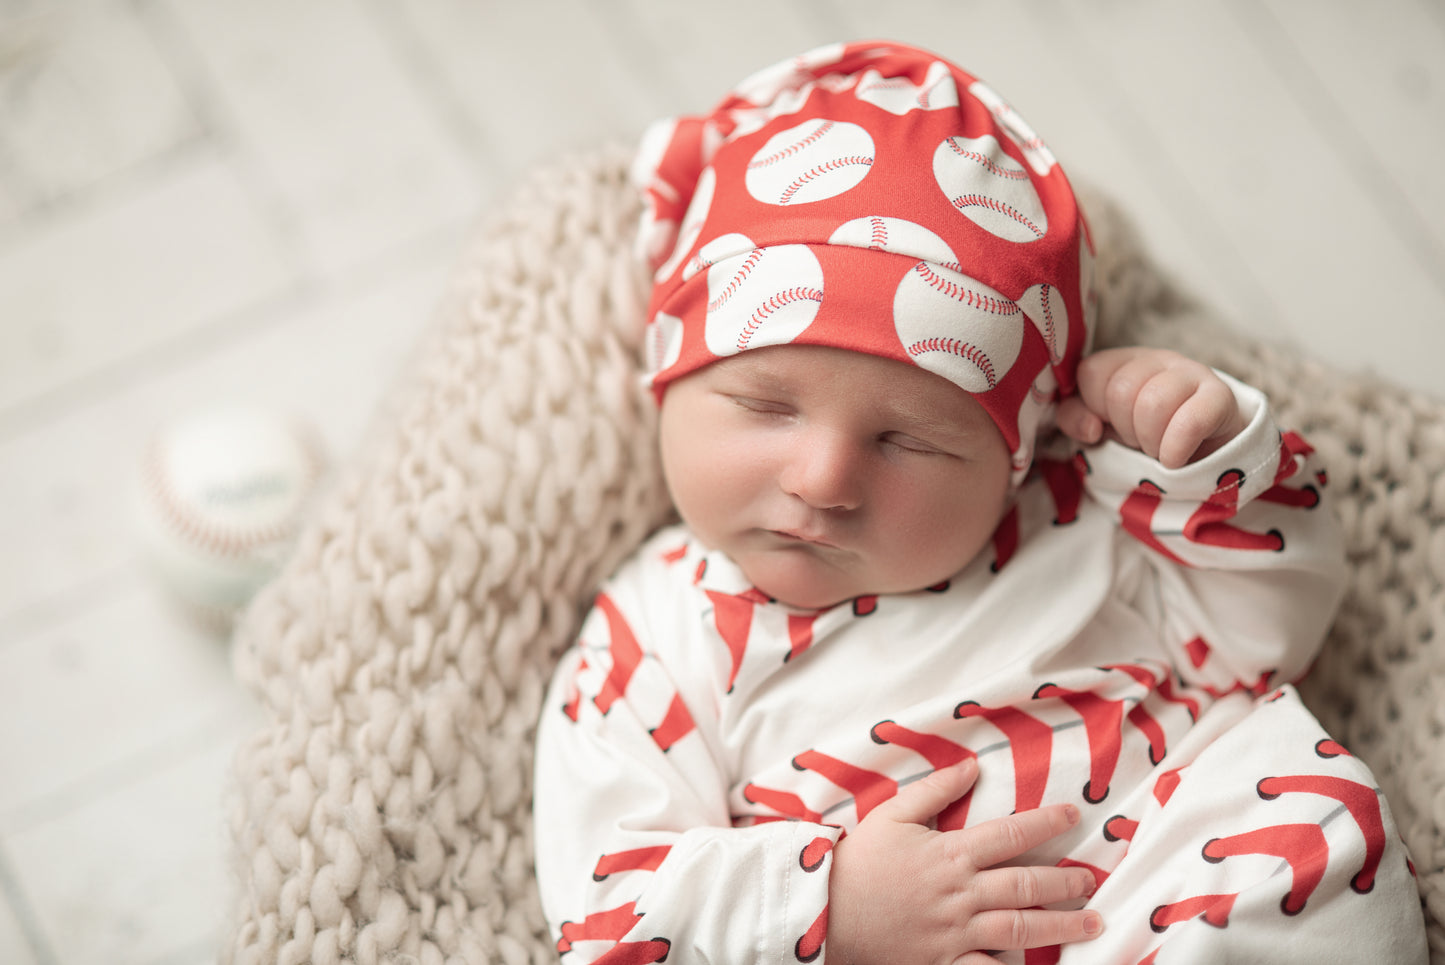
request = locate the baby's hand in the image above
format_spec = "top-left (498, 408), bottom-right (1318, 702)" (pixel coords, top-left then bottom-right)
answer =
top-left (1056, 347), bottom-right (1246, 469)
top-left (826, 760), bottom-right (1102, 965)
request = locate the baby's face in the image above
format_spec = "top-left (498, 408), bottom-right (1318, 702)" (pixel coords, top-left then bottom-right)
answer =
top-left (658, 344), bottom-right (1013, 610)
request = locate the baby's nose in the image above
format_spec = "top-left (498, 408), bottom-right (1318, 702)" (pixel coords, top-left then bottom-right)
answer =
top-left (780, 433), bottom-right (865, 511)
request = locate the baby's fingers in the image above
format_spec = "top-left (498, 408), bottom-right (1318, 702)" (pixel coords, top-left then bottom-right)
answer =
top-left (972, 865), bottom-right (1098, 911)
top-left (949, 804), bottom-right (1081, 870)
top-left (964, 907), bottom-right (1104, 952)
top-left (1157, 378), bottom-right (1243, 469)
top-left (1055, 395), bottom-right (1104, 446)
top-left (871, 759), bottom-right (980, 826)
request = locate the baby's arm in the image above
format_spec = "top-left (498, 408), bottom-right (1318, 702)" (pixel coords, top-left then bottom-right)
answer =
top-left (826, 759), bottom-right (1102, 965)
top-left (1055, 347), bottom-right (1246, 468)
top-left (535, 580), bottom-right (844, 964)
top-left (1050, 345), bottom-right (1347, 691)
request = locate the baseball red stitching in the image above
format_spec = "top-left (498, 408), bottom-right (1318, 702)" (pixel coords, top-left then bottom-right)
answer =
top-left (868, 217), bottom-right (888, 249)
top-left (142, 430), bottom-right (320, 560)
top-left (911, 262), bottom-right (1018, 315)
top-left (860, 76), bottom-right (935, 110)
top-left (950, 193), bottom-right (1044, 237)
top-left (708, 249), bottom-right (763, 313)
top-left (780, 157), bottom-right (873, 205)
top-left (988, 106), bottom-right (1050, 156)
top-left (736, 287), bottom-right (824, 352)
top-left (748, 121), bottom-right (837, 171)
top-left (907, 337), bottom-right (997, 388)
top-left (860, 78), bottom-right (913, 92)
top-left (944, 137), bottom-right (1029, 180)
top-left (1036, 283), bottom-right (1063, 362)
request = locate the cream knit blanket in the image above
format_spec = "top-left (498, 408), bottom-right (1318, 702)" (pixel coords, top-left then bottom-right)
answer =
top-left (222, 146), bottom-right (1445, 963)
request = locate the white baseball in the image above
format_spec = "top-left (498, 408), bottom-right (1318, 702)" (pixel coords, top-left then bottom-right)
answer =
top-left (968, 80), bottom-right (1058, 176)
top-left (1012, 367), bottom-right (1060, 475)
top-left (632, 117), bottom-right (684, 271)
top-left (1018, 281), bottom-right (1070, 365)
top-left (893, 262), bottom-right (1023, 393)
top-left (656, 166), bottom-right (716, 283)
top-left (703, 238), bottom-right (824, 358)
top-left (734, 42), bottom-right (847, 107)
top-left (853, 61), bottom-right (959, 115)
top-left (134, 405), bottom-right (324, 625)
top-left (746, 118), bottom-right (875, 206)
top-left (645, 311), bottom-right (685, 376)
top-left (933, 134), bottom-right (1048, 243)
top-left (828, 216), bottom-right (959, 267)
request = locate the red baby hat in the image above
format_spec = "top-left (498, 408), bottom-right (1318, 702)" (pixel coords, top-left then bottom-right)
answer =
top-left (631, 40), bottom-right (1095, 480)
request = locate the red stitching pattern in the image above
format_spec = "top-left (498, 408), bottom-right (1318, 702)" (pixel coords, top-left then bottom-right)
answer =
top-left (907, 337), bottom-right (997, 387)
top-left (748, 120), bottom-right (837, 170)
top-left (951, 193), bottom-right (1045, 237)
top-left (868, 216), bottom-right (888, 249)
top-left (141, 428), bottom-right (321, 560)
top-left (737, 287), bottom-right (824, 351)
top-left (780, 156), bottom-right (873, 204)
top-left (911, 262), bottom-right (1018, 315)
top-left (708, 249), bottom-right (763, 313)
top-left (861, 76), bottom-right (934, 110)
top-left (944, 138), bottom-right (1028, 180)
top-left (1037, 282), bottom-right (1060, 360)
top-left (861, 78), bottom-right (913, 91)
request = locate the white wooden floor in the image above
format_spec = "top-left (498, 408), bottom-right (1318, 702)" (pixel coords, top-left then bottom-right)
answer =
top-left (0, 2), bottom-right (1441, 962)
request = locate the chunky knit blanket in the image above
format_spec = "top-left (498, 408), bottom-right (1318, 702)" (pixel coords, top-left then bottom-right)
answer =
top-left (221, 146), bottom-right (1445, 964)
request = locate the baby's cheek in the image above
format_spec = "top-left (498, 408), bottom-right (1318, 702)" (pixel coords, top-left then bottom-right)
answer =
top-left (892, 492), bottom-right (1002, 580)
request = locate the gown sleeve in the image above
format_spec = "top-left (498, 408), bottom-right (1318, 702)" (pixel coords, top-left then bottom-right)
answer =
top-left (1077, 372), bottom-right (1349, 692)
top-left (533, 564), bottom-right (842, 964)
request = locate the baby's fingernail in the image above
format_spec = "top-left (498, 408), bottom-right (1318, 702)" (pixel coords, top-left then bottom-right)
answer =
top-left (1064, 804), bottom-right (1080, 825)
top-left (1083, 913), bottom-right (1104, 936)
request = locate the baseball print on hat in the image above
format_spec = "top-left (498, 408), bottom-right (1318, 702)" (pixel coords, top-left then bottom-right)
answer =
top-left (631, 40), bottom-right (1093, 480)
top-left (744, 119), bottom-right (876, 206)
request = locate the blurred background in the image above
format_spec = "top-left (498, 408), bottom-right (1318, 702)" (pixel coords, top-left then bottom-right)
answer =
top-left (0, 1), bottom-right (1440, 962)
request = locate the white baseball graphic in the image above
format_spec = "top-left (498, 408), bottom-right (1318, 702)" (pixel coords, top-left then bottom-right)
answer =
top-left (893, 262), bottom-right (1023, 393)
top-left (646, 311), bottom-right (685, 376)
top-left (135, 406), bottom-right (325, 624)
top-left (853, 61), bottom-right (959, 115)
top-left (657, 166), bottom-right (716, 283)
top-left (633, 117), bottom-right (685, 270)
top-left (686, 231), bottom-right (754, 281)
top-left (1012, 367), bottom-right (1059, 474)
top-left (968, 80), bottom-right (1058, 176)
top-left (828, 216), bottom-right (960, 268)
top-left (734, 41), bottom-right (847, 108)
top-left (1018, 282), bottom-right (1069, 365)
top-left (746, 118), bottom-right (875, 206)
top-left (704, 240), bottom-right (824, 357)
top-left (934, 134), bottom-right (1048, 243)
top-left (729, 44), bottom-right (852, 141)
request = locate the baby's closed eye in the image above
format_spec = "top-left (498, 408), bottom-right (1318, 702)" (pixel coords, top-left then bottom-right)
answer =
top-left (728, 395), bottom-right (795, 417)
top-left (880, 432), bottom-right (949, 456)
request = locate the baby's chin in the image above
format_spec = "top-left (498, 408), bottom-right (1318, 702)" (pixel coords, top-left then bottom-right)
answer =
top-left (741, 556), bottom-right (906, 611)
top-left (739, 559), bottom-right (856, 611)
top-left (760, 584), bottom-right (854, 611)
